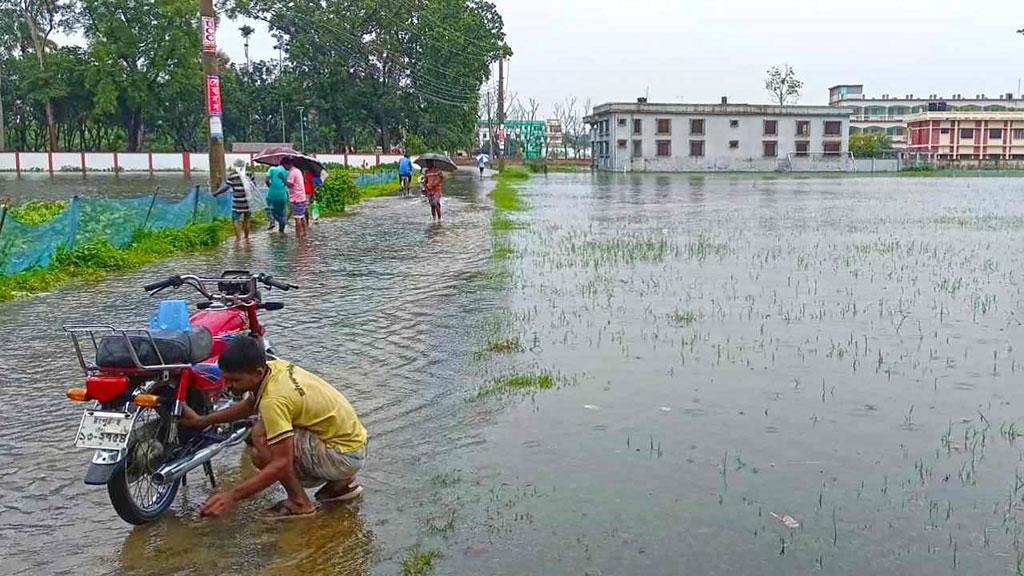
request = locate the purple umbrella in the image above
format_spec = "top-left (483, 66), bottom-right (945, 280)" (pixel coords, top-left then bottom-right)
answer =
top-left (253, 146), bottom-right (325, 175)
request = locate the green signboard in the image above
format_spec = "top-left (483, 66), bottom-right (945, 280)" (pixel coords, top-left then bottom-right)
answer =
top-left (503, 120), bottom-right (546, 159)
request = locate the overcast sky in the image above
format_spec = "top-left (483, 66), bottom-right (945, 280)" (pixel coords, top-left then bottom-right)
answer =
top-left (210, 0), bottom-right (1024, 117)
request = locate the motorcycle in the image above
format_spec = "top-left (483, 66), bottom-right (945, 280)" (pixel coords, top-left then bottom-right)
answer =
top-left (63, 270), bottom-right (297, 524)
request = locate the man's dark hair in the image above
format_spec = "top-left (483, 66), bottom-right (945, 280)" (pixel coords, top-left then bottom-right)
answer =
top-left (403, 152), bottom-right (409, 157)
top-left (281, 157), bottom-right (294, 168)
top-left (219, 335), bottom-right (267, 373)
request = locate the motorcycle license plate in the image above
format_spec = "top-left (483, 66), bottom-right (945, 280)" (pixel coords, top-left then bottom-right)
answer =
top-left (75, 410), bottom-right (137, 450)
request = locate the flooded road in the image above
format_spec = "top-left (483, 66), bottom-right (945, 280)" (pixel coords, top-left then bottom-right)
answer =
top-left (3, 172), bottom-right (1024, 575)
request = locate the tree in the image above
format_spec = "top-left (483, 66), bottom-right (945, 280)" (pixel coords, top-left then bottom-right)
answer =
top-left (3, 0), bottom-right (77, 151)
top-left (81, 0), bottom-right (201, 151)
top-left (239, 24), bottom-right (254, 70)
top-left (849, 131), bottom-right (891, 158)
top-left (764, 64), bottom-right (803, 106)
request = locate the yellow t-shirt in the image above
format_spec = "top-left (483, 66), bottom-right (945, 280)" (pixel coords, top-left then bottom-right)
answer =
top-left (255, 359), bottom-right (367, 452)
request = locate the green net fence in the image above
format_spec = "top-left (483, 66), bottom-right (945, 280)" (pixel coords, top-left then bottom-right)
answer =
top-left (0, 187), bottom-right (230, 276)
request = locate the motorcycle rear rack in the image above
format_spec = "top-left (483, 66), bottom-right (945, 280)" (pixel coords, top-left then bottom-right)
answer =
top-left (63, 324), bottom-right (193, 375)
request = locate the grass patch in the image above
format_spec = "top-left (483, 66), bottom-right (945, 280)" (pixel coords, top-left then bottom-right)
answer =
top-left (400, 547), bottom-right (443, 576)
top-left (496, 165), bottom-right (531, 180)
top-left (491, 179), bottom-right (527, 212)
top-left (358, 178), bottom-right (401, 199)
top-left (670, 308), bottom-right (698, 326)
top-left (479, 371), bottom-right (555, 397)
top-left (485, 336), bottom-right (524, 354)
top-left (567, 236), bottom-right (674, 265)
top-left (0, 221), bottom-right (231, 302)
top-left (8, 200), bottom-right (66, 224)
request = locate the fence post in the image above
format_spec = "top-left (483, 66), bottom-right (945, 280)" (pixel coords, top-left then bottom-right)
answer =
top-left (80, 152), bottom-right (86, 177)
top-left (48, 151), bottom-right (54, 177)
top-left (148, 152), bottom-right (154, 176)
top-left (183, 151), bottom-right (191, 176)
top-left (191, 186), bottom-right (200, 223)
top-left (344, 150), bottom-right (348, 167)
top-left (113, 152), bottom-right (119, 177)
top-left (14, 151), bottom-right (20, 178)
top-left (141, 189), bottom-right (159, 230)
top-left (0, 201), bottom-right (8, 240)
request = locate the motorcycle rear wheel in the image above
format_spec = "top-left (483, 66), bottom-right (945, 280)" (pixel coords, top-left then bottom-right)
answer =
top-left (107, 408), bottom-right (180, 525)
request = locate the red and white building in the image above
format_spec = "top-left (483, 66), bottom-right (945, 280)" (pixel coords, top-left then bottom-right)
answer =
top-left (905, 112), bottom-right (1024, 160)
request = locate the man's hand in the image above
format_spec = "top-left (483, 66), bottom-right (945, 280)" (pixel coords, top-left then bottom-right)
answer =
top-left (199, 491), bottom-right (236, 519)
top-left (178, 405), bottom-right (205, 429)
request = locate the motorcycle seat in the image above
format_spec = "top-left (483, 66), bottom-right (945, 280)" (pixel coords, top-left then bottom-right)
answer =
top-left (96, 326), bottom-right (213, 368)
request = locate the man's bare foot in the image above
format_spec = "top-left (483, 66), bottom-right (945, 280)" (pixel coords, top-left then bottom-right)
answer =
top-left (260, 499), bottom-right (318, 520)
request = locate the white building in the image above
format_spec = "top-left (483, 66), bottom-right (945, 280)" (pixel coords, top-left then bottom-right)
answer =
top-left (584, 100), bottom-right (852, 172)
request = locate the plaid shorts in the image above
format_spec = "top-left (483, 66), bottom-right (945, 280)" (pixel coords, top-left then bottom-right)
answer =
top-left (293, 429), bottom-right (366, 487)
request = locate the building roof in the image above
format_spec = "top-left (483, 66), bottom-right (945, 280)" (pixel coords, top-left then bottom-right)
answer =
top-left (586, 102), bottom-right (850, 120)
top-left (905, 111), bottom-right (1024, 122)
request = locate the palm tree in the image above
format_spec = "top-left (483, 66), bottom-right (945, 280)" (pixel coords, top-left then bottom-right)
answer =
top-left (239, 24), bottom-right (254, 71)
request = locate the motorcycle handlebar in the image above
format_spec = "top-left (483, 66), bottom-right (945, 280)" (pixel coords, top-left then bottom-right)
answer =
top-left (143, 275), bottom-right (181, 292)
top-left (258, 274), bottom-right (298, 291)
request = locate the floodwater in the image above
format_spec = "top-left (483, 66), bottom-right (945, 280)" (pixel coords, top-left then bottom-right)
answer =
top-left (0, 173), bottom-right (206, 203)
top-left (3, 172), bottom-right (1024, 575)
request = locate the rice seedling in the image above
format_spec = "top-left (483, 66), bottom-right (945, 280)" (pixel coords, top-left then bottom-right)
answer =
top-left (400, 548), bottom-right (443, 576)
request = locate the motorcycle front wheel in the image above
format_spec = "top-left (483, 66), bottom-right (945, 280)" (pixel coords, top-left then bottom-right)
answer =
top-left (107, 407), bottom-right (180, 525)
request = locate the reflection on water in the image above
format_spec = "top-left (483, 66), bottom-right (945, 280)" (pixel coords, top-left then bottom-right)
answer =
top-left (0, 173), bottom-right (205, 202)
top-left (0, 170), bottom-right (496, 575)
top-left (7, 171), bottom-right (1024, 575)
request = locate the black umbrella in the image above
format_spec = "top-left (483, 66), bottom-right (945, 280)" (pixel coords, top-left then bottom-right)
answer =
top-left (414, 153), bottom-right (458, 172)
top-left (253, 146), bottom-right (325, 175)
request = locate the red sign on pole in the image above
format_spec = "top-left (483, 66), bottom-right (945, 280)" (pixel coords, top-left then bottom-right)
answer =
top-left (206, 75), bottom-right (222, 116)
top-left (201, 16), bottom-right (216, 52)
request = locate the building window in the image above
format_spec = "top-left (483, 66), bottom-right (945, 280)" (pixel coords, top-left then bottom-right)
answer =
top-left (960, 128), bottom-right (975, 139)
top-left (823, 141), bottom-right (842, 156)
top-left (656, 140), bottom-right (672, 157)
top-left (796, 121), bottom-right (810, 137)
top-left (729, 140), bottom-right (739, 149)
top-left (1014, 129), bottom-right (1024, 140)
top-left (824, 121), bottom-right (842, 136)
top-left (617, 139), bottom-right (627, 148)
top-left (618, 118), bottom-right (627, 127)
top-left (795, 141), bottom-right (809, 157)
top-left (690, 119), bottom-right (705, 136)
top-left (730, 119), bottom-right (739, 128)
top-left (940, 128), bottom-right (950, 135)
top-left (763, 140), bottom-right (778, 157)
top-left (632, 140), bottom-right (642, 158)
top-left (689, 140), bottom-right (705, 157)
top-left (989, 128), bottom-right (1003, 140)
top-left (656, 118), bottom-right (672, 135)
top-left (763, 120), bottom-right (777, 136)
top-left (633, 119), bottom-right (642, 135)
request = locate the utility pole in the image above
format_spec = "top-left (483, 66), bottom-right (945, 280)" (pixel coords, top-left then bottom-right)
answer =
top-left (0, 63), bottom-right (6, 152)
top-left (485, 91), bottom-right (494, 158)
top-left (496, 59), bottom-right (505, 161)
top-left (273, 36), bottom-right (286, 143)
top-left (297, 106), bottom-right (305, 151)
top-left (200, 0), bottom-right (225, 189)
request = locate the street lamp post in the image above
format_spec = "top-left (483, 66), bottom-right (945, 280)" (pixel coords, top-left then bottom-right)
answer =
top-left (297, 106), bottom-right (305, 152)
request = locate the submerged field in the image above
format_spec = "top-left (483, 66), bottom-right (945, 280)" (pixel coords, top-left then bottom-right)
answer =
top-left (440, 173), bottom-right (1024, 575)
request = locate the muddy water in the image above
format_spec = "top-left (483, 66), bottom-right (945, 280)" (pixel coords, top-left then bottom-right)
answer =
top-left (3, 172), bottom-right (1024, 575)
top-left (0, 173), bottom-right (206, 202)
top-left (0, 172), bottom-right (501, 575)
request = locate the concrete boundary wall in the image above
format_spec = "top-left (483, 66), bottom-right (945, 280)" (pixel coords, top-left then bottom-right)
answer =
top-left (0, 152), bottom-right (403, 175)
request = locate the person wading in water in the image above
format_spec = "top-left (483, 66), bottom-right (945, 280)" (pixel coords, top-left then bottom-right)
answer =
top-left (421, 160), bottom-right (445, 222)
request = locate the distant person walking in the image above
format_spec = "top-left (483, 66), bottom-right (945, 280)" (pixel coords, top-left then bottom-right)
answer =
top-left (265, 161), bottom-right (289, 233)
top-left (214, 158), bottom-right (254, 241)
top-left (398, 152), bottom-right (414, 196)
top-left (476, 152), bottom-right (489, 179)
top-left (283, 157), bottom-right (308, 237)
top-left (421, 161), bottom-right (445, 222)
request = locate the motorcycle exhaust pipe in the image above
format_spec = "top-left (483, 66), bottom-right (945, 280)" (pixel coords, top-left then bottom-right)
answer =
top-left (152, 426), bottom-right (251, 485)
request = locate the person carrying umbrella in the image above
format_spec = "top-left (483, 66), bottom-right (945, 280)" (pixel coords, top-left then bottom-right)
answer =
top-left (415, 153), bottom-right (456, 222)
